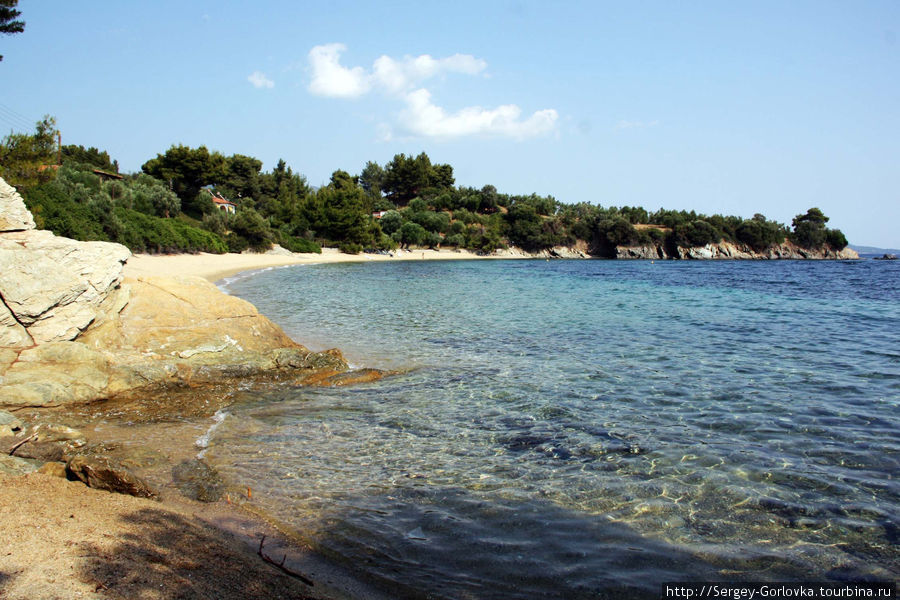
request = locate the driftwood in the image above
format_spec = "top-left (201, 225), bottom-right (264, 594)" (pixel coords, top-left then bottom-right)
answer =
top-left (8, 432), bottom-right (38, 456)
top-left (257, 535), bottom-right (314, 586)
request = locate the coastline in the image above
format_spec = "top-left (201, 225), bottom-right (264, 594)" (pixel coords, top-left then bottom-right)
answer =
top-left (124, 246), bottom-right (534, 283)
top-left (1, 247), bottom-right (414, 600)
top-left (0, 245), bottom-right (868, 599)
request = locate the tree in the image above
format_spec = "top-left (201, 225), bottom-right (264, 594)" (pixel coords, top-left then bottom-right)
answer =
top-left (378, 210), bottom-right (403, 235)
top-left (62, 144), bottom-right (118, 172)
top-left (141, 145), bottom-right (226, 217)
top-left (220, 154), bottom-right (262, 201)
top-left (310, 170), bottom-right (373, 246)
top-left (381, 152), bottom-right (453, 203)
top-left (359, 161), bottom-right (385, 197)
top-left (790, 207), bottom-right (828, 249)
top-left (0, 0), bottom-right (24, 62)
top-left (0, 115), bottom-right (58, 189)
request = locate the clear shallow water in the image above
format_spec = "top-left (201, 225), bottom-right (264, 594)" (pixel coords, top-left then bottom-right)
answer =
top-left (211, 259), bottom-right (899, 598)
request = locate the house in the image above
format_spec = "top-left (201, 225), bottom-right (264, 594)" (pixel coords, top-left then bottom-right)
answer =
top-left (92, 169), bottom-right (124, 182)
top-left (372, 211), bottom-right (388, 219)
top-left (202, 187), bottom-right (237, 214)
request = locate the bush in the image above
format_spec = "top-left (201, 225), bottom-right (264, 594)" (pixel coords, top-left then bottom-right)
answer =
top-left (443, 233), bottom-right (465, 247)
top-left (225, 232), bottom-right (249, 253)
top-left (826, 228), bottom-right (848, 250)
top-left (338, 241), bottom-right (363, 254)
top-left (278, 234), bottom-right (321, 254)
top-left (229, 207), bottom-right (273, 252)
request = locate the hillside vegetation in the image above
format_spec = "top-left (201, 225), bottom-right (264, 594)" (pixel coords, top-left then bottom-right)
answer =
top-left (1, 116), bottom-right (848, 256)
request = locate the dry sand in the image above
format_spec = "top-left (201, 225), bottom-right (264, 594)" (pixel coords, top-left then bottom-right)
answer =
top-left (124, 246), bottom-right (532, 283)
top-left (0, 472), bottom-right (388, 600)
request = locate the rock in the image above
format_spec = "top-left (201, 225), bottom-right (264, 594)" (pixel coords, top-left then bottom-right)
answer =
top-left (172, 459), bottom-right (224, 502)
top-left (0, 454), bottom-right (40, 476)
top-left (12, 440), bottom-right (66, 462)
top-left (6, 424), bottom-right (85, 461)
top-left (37, 461), bottom-right (67, 478)
top-left (0, 300), bottom-right (32, 348)
top-left (0, 409), bottom-right (23, 435)
top-left (272, 347), bottom-right (347, 370)
top-left (319, 368), bottom-right (387, 386)
top-left (79, 276), bottom-right (298, 358)
top-left (0, 177), bottom-right (35, 232)
top-left (66, 455), bottom-right (158, 499)
top-left (29, 423), bottom-right (85, 443)
top-left (616, 245), bottom-right (665, 259)
top-left (0, 228), bottom-right (130, 343)
top-left (0, 342), bottom-right (111, 407)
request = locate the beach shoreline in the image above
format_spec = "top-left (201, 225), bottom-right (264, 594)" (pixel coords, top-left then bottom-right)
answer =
top-left (2, 248), bottom-right (431, 600)
top-left (124, 246), bottom-right (535, 283)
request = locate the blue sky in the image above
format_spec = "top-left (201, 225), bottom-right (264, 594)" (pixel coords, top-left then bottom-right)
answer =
top-left (1, 1), bottom-right (898, 247)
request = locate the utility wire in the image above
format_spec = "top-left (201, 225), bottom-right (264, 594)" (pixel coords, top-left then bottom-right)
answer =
top-left (0, 102), bottom-right (36, 131)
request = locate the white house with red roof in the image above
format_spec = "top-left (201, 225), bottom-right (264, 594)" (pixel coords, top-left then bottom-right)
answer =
top-left (202, 186), bottom-right (237, 214)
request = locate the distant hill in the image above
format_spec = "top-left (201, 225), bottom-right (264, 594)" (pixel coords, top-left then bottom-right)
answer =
top-left (850, 245), bottom-right (900, 256)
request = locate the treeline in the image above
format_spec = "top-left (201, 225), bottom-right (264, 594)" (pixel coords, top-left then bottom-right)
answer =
top-left (1, 116), bottom-right (848, 255)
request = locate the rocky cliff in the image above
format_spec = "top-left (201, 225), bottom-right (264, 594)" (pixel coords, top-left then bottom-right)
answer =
top-left (0, 178), bottom-right (350, 408)
top-left (612, 239), bottom-right (859, 260)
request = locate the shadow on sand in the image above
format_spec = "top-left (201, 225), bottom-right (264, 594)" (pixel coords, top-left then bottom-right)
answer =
top-left (76, 507), bottom-right (316, 600)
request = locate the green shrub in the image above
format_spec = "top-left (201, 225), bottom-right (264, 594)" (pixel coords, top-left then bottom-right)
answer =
top-left (278, 234), bottom-right (322, 254)
top-left (338, 241), bottom-right (363, 254)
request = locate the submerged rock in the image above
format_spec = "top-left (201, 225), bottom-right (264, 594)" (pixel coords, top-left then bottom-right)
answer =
top-left (172, 459), bottom-right (224, 502)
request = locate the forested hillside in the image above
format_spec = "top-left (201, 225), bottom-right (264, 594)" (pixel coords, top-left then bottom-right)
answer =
top-left (1, 117), bottom-right (848, 256)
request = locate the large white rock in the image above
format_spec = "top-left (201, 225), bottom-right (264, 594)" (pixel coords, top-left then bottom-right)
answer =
top-left (0, 301), bottom-right (32, 348)
top-left (0, 229), bottom-right (130, 344)
top-left (0, 177), bottom-right (35, 232)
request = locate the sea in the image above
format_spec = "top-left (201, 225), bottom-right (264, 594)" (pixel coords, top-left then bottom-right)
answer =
top-left (207, 258), bottom-right (899, 599)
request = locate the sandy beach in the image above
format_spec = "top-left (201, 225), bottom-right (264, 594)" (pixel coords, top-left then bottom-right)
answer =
top-left (124, 246), bottom-right (533, 283)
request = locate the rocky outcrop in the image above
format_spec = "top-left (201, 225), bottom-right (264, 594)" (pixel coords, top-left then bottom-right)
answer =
top-left (0, 177), bottom-right (349, 408)
top-left (0, 229), bottom-right (130, 345)
top-left (616, 244), bottom-right (666, 260)
top-left (612, 240), bottom-right (858, 260)
top-left (0, 178), bottom-right (35, 232)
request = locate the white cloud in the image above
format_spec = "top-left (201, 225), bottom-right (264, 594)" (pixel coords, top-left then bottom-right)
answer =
top-left (248, 71), bottom-right (274, 89)
top-left (399, 88), bottom-right (558, 140)
top-left (307, 43), bottom-right (370, 98)
top-left (306, 43), bottom-right (557, 140)
top-left (372, 53), bottom-right (487, 95)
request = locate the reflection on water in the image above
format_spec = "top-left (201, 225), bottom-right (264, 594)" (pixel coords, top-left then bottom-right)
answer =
top-left (207, 259), bottom-right (900, 597)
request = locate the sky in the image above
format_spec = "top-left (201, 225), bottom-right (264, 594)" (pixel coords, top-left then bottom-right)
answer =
top-left (1, 1), bottom-right (898, 248)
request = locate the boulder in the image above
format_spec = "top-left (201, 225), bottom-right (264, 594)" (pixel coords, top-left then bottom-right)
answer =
top-left (0, 229), bottom-right (130, 343)
top-left (0, 177), bottom-right (35, 232)
top-left (79, 275), bottom-right (299, 357)
top-left (37, 461), bottom-right (68, 478)
top-left (0, 342), bottom-right (111, 407)
top-left (66, 455), bottom-right (158, 499)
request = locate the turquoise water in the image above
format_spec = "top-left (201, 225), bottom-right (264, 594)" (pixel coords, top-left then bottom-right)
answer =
top-left (210, 259), bottom-right (899, 598)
